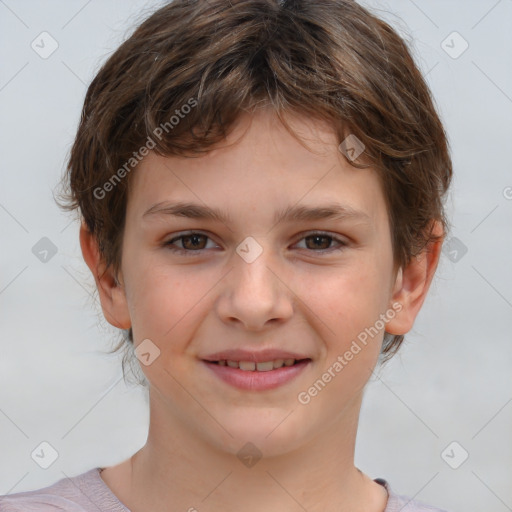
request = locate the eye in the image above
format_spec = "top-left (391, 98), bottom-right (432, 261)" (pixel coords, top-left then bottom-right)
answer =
top-left (164, 231), bottom-right (218, 254)
top-left (293, 231), bottom-right (348, 253)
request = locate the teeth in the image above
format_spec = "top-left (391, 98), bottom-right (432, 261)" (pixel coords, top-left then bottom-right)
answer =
top-left (219, 359), bottom-right (299, 371)
top-left (256, 361), bottom-right (274, 372)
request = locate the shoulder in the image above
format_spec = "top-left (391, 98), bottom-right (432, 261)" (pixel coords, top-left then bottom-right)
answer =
top-left (376, 478), bottom-right (452, 512)
top-left (0, 467), bottom-right (128, 512)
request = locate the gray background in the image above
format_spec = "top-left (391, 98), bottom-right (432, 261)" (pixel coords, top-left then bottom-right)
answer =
top-left (0, 1), bottom-right (511, 511)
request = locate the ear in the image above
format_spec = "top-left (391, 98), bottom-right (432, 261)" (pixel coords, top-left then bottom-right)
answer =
top-left (79, 221), bottom-right (131, 330)
top-left (385, 220), bottom-right (444, 336)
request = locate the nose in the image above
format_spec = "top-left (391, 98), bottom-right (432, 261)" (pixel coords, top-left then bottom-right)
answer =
top-left (215, 241), bottom-right (294, 331)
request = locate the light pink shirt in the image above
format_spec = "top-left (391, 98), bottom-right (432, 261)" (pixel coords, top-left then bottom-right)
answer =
top-left (0, 467), bottom-right (450, 511)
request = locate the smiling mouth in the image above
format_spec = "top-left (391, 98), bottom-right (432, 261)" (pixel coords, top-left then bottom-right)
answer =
top-left (205, 358), bottom-right (311, 371)
top-left (203, 358), bottom-right (312, 391)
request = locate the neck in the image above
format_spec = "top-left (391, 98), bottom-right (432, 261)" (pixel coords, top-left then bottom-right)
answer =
top-left (102, 389), bottom-right (388, 512)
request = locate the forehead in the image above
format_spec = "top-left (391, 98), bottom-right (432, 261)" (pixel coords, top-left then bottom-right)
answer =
top-left (126, 110), bottom-right (388, 232)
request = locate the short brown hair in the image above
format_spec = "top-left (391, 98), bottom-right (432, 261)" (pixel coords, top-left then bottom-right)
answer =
top-left (57, 0), bottom-right (452, 375)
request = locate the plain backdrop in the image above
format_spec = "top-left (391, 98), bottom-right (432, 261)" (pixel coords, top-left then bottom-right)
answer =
top-left (0, 1), bottom-right (511, 511)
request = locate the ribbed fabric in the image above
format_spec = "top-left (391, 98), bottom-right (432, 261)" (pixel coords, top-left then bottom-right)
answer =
top-left (0, 467), bottom-right (450, 511)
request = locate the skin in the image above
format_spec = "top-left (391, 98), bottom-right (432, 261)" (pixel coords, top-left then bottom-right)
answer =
top-left (81, 108), bottom-right (443, 512)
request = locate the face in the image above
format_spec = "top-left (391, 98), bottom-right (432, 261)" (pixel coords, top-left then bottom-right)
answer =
top-left (110, 110), bottom-right (403, 456)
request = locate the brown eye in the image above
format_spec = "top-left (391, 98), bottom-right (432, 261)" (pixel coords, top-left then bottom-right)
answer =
top-left (164, 232), bottom-right (217, 254)
top-left (180, 234), bottom-right (208, 250)
top-left (294, 232), bottom-right (347, 254)
top-left (304, 234), bottom-right (332, 250)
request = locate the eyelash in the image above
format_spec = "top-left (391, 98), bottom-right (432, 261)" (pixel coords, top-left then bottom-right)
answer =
top-left (163, 231), bottom-right (348, 256)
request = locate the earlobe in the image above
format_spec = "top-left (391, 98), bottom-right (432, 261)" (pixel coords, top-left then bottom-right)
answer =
top-left (79, 221), bottom-right (131, 330)
top-left (385, 221), bottom-right (444, 336)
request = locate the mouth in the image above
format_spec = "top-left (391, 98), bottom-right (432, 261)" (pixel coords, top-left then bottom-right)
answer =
top-left (205, 358), bottom-right (311, 371)
top-left (201, 358), bottom-right (312, 391)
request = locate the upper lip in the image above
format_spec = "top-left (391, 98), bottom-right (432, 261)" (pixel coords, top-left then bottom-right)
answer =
top-left (202, 349), bottom-right (311, 363)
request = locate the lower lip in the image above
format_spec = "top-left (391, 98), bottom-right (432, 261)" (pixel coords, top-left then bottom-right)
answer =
top-left (202, 360), bottom-right (311, 391)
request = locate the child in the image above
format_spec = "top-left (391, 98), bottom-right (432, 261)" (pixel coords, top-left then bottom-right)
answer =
top-left (1, 0), bottom-right (453, 510)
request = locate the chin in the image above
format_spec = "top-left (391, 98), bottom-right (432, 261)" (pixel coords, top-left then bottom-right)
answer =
top-left (203, 413), bottom-right (309, 460)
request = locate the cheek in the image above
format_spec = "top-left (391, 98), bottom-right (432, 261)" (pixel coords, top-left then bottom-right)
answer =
top-left (124, 258), bottom-right (215, 345)
top-left (293, 255), bottom-right (392, 376)
top-left (301, 267), bottom-right (389, 405)
top-left (304, 258), bottom-right (391, 326)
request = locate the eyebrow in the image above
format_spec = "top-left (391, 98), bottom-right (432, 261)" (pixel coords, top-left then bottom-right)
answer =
top-left (143, 201), bottom-right (371, 225)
